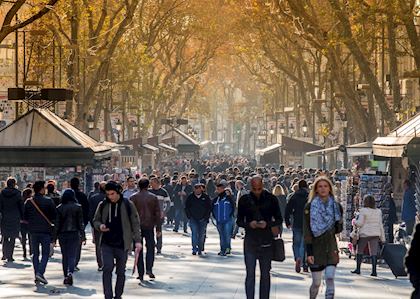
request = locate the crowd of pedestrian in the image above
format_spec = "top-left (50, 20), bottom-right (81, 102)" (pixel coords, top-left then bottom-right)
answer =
top-left (0, 156), bottom-right (419, 299)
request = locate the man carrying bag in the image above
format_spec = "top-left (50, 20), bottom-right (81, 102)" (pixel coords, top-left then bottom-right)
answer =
top-left (23, 181), bottom-right (56, 285)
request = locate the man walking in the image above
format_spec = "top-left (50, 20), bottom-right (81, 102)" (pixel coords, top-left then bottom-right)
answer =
top-left (402, 180), bottom-right (417, 236)
top-left (93, 181), bottom-right (142, 299)
top-left (123, 176), bottom-right (138, 200)
top-left (149, 177), bottom-right (171, 254)
top-left (285, 179), bottom-right (309, 273)
top-left (173, 176), bottom-right (193, 233)
top-left (185, 182), bottom-right (212, 255)
top-left (130, 178), bottom-right (161, 281)
top-left (212, 180), bottom-right (236, 256)
top-left (89, 181), bottom-right (106, 271)
top-left (71, 177), bottom-right (89, 271)
top-left (232, 179), bottom-right (248, 239)
top-left (23, 181), bottom-right (56, 285)
top-left (0, 177), bottom-right (23, 263)
top-left (237, 176), bottom-right (282, 299)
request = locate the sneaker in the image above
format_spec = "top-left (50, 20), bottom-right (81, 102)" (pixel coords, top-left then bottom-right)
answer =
top-left (225, 248), bottom-right (231, 255)
top-left (192, 252), bottom-right (197, 256)
top-left (98, 267), bottom-right (103, 271)
top-left (217, 251), bottom-right (223, 256)
top-left (35, 273), bottom-right (48, 285)
top-left (74, 266), bottom-right (80, 272)
top-left (146, 272), bottom-right (155, 280)
top-left (295, 259), bottom-right (302, 273)
top-left (173, 229), bottom-right (178, 233)
top-left (156, 250), bottom-right (162, 255)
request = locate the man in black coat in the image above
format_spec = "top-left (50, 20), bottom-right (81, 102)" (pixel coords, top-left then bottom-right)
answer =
top-left (71, 177), bottom-right (89, 270)
top-left (24, 181), bottom-right (56, 284)
top-left (88, 181), bottom-right (106, 270)
top-left (406, 222), bottom-right (420, 299)
top-left (0, 177), bottom-right (23, 263)
top-left (185, 182), bottom-right (212, 255)
top-left (285, 179), bottom-right (309, 273)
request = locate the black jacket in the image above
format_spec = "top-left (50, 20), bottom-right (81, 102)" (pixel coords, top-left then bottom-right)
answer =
top-left (24, 193), bottom-right (56, 234)
top-left (406, 223), bottom-right (420, 286)
top-left (89, 191), bottom-right (106, 224)
top-left (237, 190), bottom-right (282, 250)
top-left (55, 200), bottom-right (85, 241)
top-left (173, 184), bottom-right (193, 208)
top-left (185, 193), bottom-right (212, 221)
top-left (73, 189), bottom-right (90, 226)
top-left (285, 188), bottom-right (309, 229)
top-left (0, 187), bottom-right (23, 237)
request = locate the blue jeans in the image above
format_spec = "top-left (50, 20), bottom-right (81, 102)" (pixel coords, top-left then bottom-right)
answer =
top-left (189, 219), bottom-right (207, 253)
top-left (244, 246), bottom-right (272, 299)
top-left (292, 228), bottom-right (306, 266)
top-left (31, 233), bottom-right (51, 276)
top-left (58, 232), bottom-right (80, 277)
top-left (216, 219), bottom-right (233, 253)
top-left (174, 207), bottom-right (188, 232)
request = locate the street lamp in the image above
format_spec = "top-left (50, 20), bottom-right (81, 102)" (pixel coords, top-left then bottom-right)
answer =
top-left (87, 114), bottom-right (95, 130)
top-left (116, 119), bottom-right (122, 143)
top-left (279, 123), bottom-right (285, 135)
top-left (342, 115), bottom-right (348, 169)
top-left (289, 124), bottom-right (295, 137)
top-left (302, 120), bottom-right (308, 137)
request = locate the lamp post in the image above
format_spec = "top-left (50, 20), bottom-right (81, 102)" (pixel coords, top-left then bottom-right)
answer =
top-left (87, 114), bottom-right (95, 130)
top-left (302, 120), bottom-right (308, 137)
top-left (279, 123), bottom-right (285, 135)
top-left (289, 123), bottom-right (295, 138)
top-left (342, 115), bottom-right (348, 169)
top-left (116, 119), bottom-right (122, 143)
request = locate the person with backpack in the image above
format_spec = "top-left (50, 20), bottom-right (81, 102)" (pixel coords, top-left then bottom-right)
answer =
top-left (303, 177), bottom-right (343, 299)
top-left (55, 189), bottom-right (86, 286)
top-left (93, 181), bottom-right (142, 299)
top-left (23, 181), bottom-right (56, 285)
top-left (0, 177), bottom-right (22, 263)
top-left (212, 179), bottom-right (236, 256)
top-left (130, 178), bottom-right (161, 282)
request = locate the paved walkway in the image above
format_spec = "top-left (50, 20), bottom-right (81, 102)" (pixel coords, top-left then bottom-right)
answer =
top-left (0, 226), bottom-right (412, 298)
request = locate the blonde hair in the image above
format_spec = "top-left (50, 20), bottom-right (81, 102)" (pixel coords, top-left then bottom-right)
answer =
top-left (308, 176), bottom-right (335, 201)
top-left (272, 184), bottom-right (285, 196)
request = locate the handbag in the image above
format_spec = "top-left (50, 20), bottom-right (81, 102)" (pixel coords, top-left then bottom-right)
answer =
top-left (272, 237), bottom-right (285, 262)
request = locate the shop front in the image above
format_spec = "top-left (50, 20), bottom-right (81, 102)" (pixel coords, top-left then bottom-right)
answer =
top-left (0, 108), bottom-right (112, 191)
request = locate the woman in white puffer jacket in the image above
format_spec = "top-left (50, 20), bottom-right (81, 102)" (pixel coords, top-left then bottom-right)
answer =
top-left (351, 195), bottom-right (385, 277)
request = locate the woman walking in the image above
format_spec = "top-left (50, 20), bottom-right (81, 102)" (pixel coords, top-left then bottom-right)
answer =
top-left (303, 177), bottom-right (343, 299)
top-left (351, 195), bottom-right (385, 276)
top-left (55, 189), bottom-right (85, 285)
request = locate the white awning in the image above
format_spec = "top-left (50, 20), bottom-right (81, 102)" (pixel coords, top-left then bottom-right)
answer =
top-left (346, 142), bottom-right (373, 157)
top-left (256, 143), bottom-right (281, 156)
top-left (306, 146), bottom-right (339, 156)
top-left (142, 144), bottom-right (159, 152)
top-left (372, 136), bottom-right (414, 157)
top-left (158, 143), bottom-right (177, 152)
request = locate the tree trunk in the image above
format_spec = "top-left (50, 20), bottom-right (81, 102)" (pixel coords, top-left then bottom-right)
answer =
top-left (387, 14), bottom-right (401, 111)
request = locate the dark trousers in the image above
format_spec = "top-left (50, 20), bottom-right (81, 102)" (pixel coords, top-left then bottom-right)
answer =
top-left (59, 232), bottom-right (80, 277)
top-left (156, 219), bottom-right (164, 252)
top-left (138, 228), bottom-right (155, 277)
top-left (2, 235), bottom-right (16, 261)
top-left (189, 219), bottom-right (207, 253)
top-left (174, 207), bottom-right (188, 232)
top-left (244, 246), bottom-right (272, 299)
top-left (101, 244), bottom-right (128, 299)
top-left (20, 225), bottom-right (31, 258)
top-left (93, 229), bottom-right (103, 268)
top-left (31, 233), bottom-right (51, 276)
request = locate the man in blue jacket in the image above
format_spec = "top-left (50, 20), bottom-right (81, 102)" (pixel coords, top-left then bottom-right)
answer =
top-left (212, 180), bottom-right (236, 256)
top-left (402, 180), bottom-right (417, 236)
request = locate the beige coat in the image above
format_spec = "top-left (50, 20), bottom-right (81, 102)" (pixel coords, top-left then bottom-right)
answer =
top-left (355, 207), bottom-right (385, 242)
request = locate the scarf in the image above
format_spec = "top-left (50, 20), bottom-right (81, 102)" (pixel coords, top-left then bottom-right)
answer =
top-left (310, 196), bottom-right (341, 238)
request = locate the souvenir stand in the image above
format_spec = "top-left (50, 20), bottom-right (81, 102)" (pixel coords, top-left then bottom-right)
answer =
top-left (358, 174), bottom-right (392, 243)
